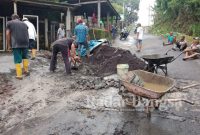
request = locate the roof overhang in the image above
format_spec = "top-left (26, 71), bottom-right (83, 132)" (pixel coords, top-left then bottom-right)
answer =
top-left (15, 0), bottom-right (77, 11)
top-left (63, 0), bottom-right (121, 19)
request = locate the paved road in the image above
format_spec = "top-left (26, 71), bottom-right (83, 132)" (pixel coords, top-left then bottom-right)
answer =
top-left (114, 32), bottom-right (200, 81)
top-left (1, 32), bottom-right (200, 135)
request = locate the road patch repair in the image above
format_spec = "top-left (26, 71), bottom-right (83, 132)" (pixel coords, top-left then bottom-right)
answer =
top-left (0, 45), bottom-right (200, 134)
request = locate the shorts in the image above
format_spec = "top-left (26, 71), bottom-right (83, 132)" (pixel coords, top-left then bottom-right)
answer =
top-left (136, 39), bottom-right (142, 45)
top-left (77, 41), bottom-right (88, 50)
top-left (13, 48), bottom-right (28, 64)
top-left (29, 39), bottom-right (36, 49)
top-left (77, 41), bottom-right (89, 56)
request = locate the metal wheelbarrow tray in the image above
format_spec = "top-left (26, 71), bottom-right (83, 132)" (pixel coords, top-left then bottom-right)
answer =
top-left (121, 70), bottom-right (175, 99)
top-left (141, 54), bottom-right (174, 75)
top-left (142, 54), bottom-right (174, 64)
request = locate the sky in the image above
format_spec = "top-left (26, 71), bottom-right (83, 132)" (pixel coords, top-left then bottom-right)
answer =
top-left (137, 0), bottom-right (156, 26)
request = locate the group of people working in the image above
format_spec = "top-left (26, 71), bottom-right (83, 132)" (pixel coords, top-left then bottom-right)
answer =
top-left (163, 32), bottom-right (200, 60)
top-left (6, 13), bottom-right (88, 79)
top-left (6, 13), bottom-right (199, 80)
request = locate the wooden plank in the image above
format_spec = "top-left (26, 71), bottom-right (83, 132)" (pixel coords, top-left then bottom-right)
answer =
top-left (72, 0), bottom-right (107, 5)
top-left (15, 0), bottom-right (76, 9)
top-left (45, 18), bottom-right (48, 49)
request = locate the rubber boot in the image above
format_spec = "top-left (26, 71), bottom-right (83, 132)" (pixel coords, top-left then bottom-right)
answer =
top-left (23, 59), bottom-right (30, 76)
top-left (31, 49), bottom-right (36, 60)
top-left (15, 64), bottom-right (23, 80)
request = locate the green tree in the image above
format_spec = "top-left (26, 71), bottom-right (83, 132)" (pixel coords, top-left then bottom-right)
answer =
top-left (112, 3), bottom-right (123, 14)
top-left (111, 0), bottom-right (140, 23)
top-left (153, 0), bottom-right (200, 36)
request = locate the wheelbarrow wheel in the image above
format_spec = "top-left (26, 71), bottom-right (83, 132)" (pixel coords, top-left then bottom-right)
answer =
top-left (124, 94), bottom-right (138, 107)
top-left (153, 100), bottom-right (160, 110)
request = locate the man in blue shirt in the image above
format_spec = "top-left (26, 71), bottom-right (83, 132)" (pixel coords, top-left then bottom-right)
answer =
top-left (74, 19), bottom-right (89, 58)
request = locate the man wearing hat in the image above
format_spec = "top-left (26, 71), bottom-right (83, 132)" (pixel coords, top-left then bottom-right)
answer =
top-left (6, 14), bottom-right (29, 79)
top-left (74, 19), bottom-right (89, 58)
top-left (23, 17), bottom-right (37, 60)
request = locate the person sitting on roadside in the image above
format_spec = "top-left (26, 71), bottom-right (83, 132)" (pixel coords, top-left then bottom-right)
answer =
top-left (173, 36), bottom-right (187, 51)
top-left (163, 32), bottom-right (176, 46)
top-left (183, 37), bottom-right (200, 61)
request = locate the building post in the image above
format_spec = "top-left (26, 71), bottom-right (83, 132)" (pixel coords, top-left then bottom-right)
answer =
top-left (107, 12), bottom-right (110, 31)
top-left (45, 18), bottom-right (48, 49)
top-left (97, 0), bottom-right (101, 28)
top-left (13, 1), bottom-right (17, 14)
top-left (66, 8), bottom-right (71, 38)
top-left (122, 2), bottom-right (124, 29)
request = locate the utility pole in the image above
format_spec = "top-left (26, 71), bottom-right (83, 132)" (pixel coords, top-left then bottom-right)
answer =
top-left (122, 2), bottom-right (125, 29)
top-left (97, 0), bottom-right (101, 28)
top-left (148, 3), bottom-right (151, 26)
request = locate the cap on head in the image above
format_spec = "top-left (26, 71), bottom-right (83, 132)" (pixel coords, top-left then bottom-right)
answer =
top-left (77, 19), bottom-right (83, 24)
top-left (11, 14), bottom-right (19, 20)
top-left (193, 37), bottom-right (200, 40)
top-left (22, 17), bottom-right (28, 21)
top-left (193, 37), bottom-right (200, 44)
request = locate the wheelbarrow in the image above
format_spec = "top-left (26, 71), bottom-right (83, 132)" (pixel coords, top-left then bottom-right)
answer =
top-left (120, 70), bottom-right (175, 99)
top-left (141, 51), bottom-right (184, 76)
top-left (119, 70), bottom-right (175, 116)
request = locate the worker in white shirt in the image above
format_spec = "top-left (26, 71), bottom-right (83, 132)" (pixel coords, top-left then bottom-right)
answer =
top-left (135, 23), bottom-right (144, 52)
top-left (57, 24), bottom-right (65, 39)
top-left (22, 17), bottom-right (37, 60)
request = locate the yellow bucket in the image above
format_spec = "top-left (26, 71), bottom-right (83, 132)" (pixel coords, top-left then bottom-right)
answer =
top-left (117, 64), bottom-right (129, 79)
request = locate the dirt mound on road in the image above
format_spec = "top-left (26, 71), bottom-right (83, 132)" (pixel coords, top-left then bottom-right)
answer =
top-left (36, 45), bottom-right (146, 77)
top-left (92, 45), bottom-right (146, 76)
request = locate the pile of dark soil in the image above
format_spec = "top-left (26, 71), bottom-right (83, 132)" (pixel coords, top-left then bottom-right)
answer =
top-left (36, 45), bottom-right (146, 77)
top-left (92, 45), bottom-right (146, 76)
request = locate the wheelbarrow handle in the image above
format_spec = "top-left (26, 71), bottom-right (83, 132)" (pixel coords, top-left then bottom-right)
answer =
top-left (170, 51), bottom-right (184, 62)
top-left (165, 48), bottom-right (172, 55)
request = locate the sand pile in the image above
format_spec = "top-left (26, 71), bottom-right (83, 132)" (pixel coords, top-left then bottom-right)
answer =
top-left (92, 45), bottom-right (146, 76)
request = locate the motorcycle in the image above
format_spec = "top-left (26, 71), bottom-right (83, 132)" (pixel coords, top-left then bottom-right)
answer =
top-left (119, 31), bottom-right (129, 40)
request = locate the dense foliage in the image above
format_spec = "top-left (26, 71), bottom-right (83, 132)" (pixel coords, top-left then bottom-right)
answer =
top-left (110, 0), bottom-right (140, 24)
top-left (152, 0), bottom-right (200, 36)
top-left (88, 29), bottom-right (112, 40)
